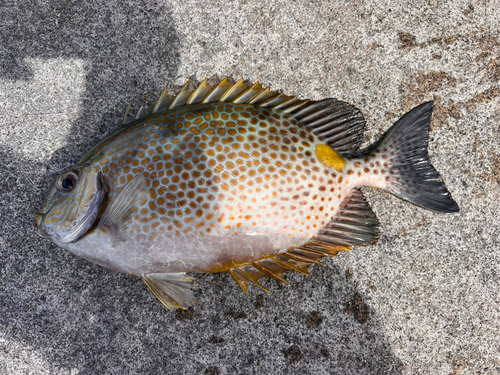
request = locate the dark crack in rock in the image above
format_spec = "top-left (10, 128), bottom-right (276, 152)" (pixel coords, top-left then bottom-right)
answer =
top-left (209, 336), bottom-right (225, 344)
top-left (399, 32), bottom-right (417, 50)
top-left (320, 348), bottom-right (330, 359)
top-left (449, 355), bottom-right (468, 375)
top-left (466, 88), bottom-right (500, 111)
top-left (254, 294), bottom-right (265, 309)
top-left (345, 268), bottom-right (353, 282)
top-left (205, 366), bottom-right (221, 375)
top-left (306, 311), bottom-right (323, 328)
top-left (175, 306), bottom-right (195, 321)
top-left (344, 293), bottom-right (371, 324)
top-left (282, 344), bottom-right (304, 364)
top-left (224, 311), bottom-right (247, 320)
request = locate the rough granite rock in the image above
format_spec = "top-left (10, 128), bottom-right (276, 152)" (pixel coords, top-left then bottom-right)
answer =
top-left (1, 1), bottom-right (499, 374)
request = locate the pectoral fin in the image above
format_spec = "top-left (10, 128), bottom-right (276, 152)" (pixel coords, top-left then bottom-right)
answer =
top-left (99, 174), bottom-right (148, 243)
top-left (142, 273), bottom-right (197, 310)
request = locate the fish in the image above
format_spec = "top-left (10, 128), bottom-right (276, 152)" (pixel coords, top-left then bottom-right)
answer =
top-left (35, 78), bottom-right (459, 309)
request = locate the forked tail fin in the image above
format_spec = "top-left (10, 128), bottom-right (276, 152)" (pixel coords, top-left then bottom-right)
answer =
top-left (369, 101), bottom-right (459, 213)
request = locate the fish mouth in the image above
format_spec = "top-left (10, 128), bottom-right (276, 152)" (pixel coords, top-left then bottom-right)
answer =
top-left (39, 172), bottom-right (107, 244)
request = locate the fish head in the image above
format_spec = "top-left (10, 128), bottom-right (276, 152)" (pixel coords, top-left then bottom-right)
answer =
top-left (35, 166), bottom-right (107, 245)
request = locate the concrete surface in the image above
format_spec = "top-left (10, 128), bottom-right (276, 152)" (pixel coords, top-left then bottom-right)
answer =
top-left (1, 0), bottom-right (499, 374)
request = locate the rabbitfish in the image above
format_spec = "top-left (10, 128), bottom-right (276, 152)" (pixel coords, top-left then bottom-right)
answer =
top-left (35, 78), bottom-right (459, 309)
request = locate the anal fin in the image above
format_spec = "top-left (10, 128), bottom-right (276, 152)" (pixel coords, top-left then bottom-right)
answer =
top-left (228, 189), bottom-right (379, 295)
top-left (228, 248), bottom-right (336, 295)
top-left (313, 188), bottom-right (380, 248)
top-left (142, 273), bottom-right (197, 310)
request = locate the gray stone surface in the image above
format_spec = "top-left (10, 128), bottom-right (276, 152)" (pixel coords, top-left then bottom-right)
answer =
top-left (1, 0), bottom-right (499, 374)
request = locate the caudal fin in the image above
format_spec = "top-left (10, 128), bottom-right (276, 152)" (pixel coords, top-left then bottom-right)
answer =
top-left (370, 101), bottom-right (459, 213)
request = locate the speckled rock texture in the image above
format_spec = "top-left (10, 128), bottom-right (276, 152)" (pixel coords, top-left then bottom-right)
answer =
top-left (1, 1), bottom-right (499, 374)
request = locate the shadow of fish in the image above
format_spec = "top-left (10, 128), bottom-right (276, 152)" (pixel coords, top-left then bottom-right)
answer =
top-left (35, 78), bottom-right (459, 309)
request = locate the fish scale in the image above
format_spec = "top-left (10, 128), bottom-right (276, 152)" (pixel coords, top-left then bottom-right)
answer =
top-left (97, 102), bottom-right (344, 246)
top-left (36, 78), bottom-right (459, 309)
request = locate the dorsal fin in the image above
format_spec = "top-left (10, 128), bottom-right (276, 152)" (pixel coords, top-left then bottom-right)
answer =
top-left (122, 78), bottom-right (307, 126)
top-left (228, 188), bottom-right (379, 294)
top-left (122, 78), bottom-right (365, 156)
top-left (292, 99), bottom-right (366, 157)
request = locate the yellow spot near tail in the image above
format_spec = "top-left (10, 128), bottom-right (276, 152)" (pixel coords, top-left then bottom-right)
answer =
top-left (316, 144), bottom-right (346, 172)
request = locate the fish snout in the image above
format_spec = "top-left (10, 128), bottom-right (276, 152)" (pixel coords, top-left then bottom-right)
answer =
top-left (37, 226), bottom-right (50, 238)
top-left (34, 213), bottom-right (50, 238)
top-left (36, 223), bottom-right (51, 239)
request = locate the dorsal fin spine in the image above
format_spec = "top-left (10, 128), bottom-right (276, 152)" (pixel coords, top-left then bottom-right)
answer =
top-left (249, 88), bottom-right (277, 105)
top-left (202, 77), bottom-right (231, 103)
top-left (152, 84), bottom-right (171, 113)
top-left (169, 79), bottom-right (192, 109)
top-left (187, 79), bottom-right (211, 105)
top-left (233, 82), bottom-right (264, 104)
top-left (260, 93), bottom-right (290, 108)
top-left (135, 92), bottom-right (152, 120)
top-left (122, 102), bottom-right (132, 125)
top-left (220, 78), bottom-right (247, 102)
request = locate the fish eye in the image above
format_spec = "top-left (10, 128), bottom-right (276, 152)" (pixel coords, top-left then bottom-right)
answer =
top-left (57, 172), bottom-right (78, 192)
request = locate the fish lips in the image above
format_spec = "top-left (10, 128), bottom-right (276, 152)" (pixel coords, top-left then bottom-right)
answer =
top-left (38, 171), bottom-right (107, 244)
